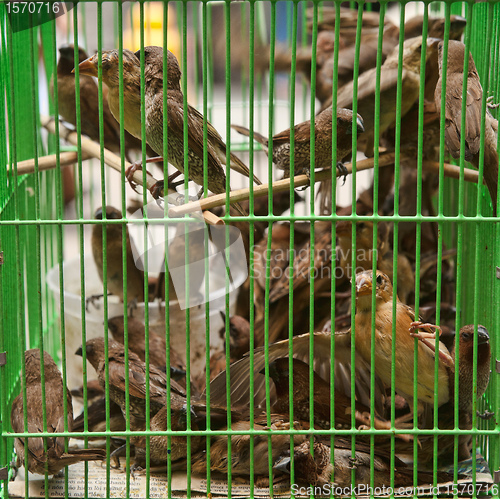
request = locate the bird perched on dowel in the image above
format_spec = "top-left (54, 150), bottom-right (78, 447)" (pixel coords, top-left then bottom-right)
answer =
top-left (78, 47), bottom-right (260, 215)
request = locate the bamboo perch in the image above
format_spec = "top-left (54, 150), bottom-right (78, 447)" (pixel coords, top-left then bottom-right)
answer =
top-left (168, 153), bottom-right (482, 218)
top-left (422, 160), bottom-right (480, 183)
top-left (168, 152), bottom-right (397, 217)
top-left (40, 115), bottom-right (223, 225)
top-left (13, 151), bottom-right (92, 175)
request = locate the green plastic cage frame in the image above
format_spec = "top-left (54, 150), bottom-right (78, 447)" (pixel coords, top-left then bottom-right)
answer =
top-left (0, 1), bottom-right (499, 498)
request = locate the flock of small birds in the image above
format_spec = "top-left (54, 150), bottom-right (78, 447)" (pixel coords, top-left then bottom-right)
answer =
top-left (11, 5), bottom-right (497, 491)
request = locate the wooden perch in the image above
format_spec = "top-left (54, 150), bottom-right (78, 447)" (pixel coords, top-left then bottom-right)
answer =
top-left (168, 153), bottom-right (482, 218)
top-left (422, 160), bottom-right (480, 183)
top-left (168, 152), bottom-right (397, 217)
top-left (40, 115), bottom-right (223, 225)
top-left (13, 151), bottom-right (92, 175)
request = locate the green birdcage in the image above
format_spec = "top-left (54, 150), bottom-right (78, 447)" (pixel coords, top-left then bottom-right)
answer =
top-left (0, 1), bottom-right (499, 498)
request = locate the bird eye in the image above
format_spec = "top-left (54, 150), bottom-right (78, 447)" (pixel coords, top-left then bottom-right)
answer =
top-left (462, 332), bottom-right (471, 341)
top-left (376, 274), bottom-right (383, 285)
top-left (358, 222), bottom-right (365, 229)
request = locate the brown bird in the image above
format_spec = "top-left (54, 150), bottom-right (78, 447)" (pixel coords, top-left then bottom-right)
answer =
top-left (131, 405), bottom-right (204, 472)
top-left (325, 36), bottom-right (440, 157)
top-left (72, 48), bottom-right (156, 157)
top-left (91, 206), bottom-right (144, 304)
top-left (267, 221), bottom-right (333, 304)
top-left (435, 40), bottom-right (498, 210)
top-left (265, 358), bottom-right (377, 430)
top-left (70, 379), bottom-right (104, 403)
top-left (52, 45), bottom-right (149, 162)
top-left (76, 338), bottom-right (185, 429)
top-left (206, 330), bottom-right (386, 421)
top-left (219, 313), bottom-right (251, 361)
top-left (191, 417), bottom-right (307, 478)
top-left (140, 46), bottom-right (259, 206)
top-left (354, 270), bottom-right (453, 421)
top-left (72, 396), bottom-right (126, 437)
top-left (277, 440), bottom-right (333, 487)
top-left (78, 47), bottom-right (259, 209)
top-left (336, 221), bottom-right (414, 303)
top-left (10, 349), bottom-right (106, 475)
top-left (402, 324), bottom-right (491, 464)
top-left (77, 338), bottom-right (224, 472)
top-left (232, 107), bottom-right (364, 181)
top-left (107, 315), bottom-right (186, 373)
top-left (404, 15), bottom-right (467, 41)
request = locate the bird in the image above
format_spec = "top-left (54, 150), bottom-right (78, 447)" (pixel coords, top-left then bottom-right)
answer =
top-left (76, 338), bottom-right (185, 429)
top-left (232, 107), bottom-right (364, 181)
top-left (434, 40), bottom-right (498, 210)
top-left (78, 47), bottom-right (259, 210)
top-left (404, 15), bottom-right (467, 41)
top-left (219, 312), bottom-right (251, 361)
top-left (323, 36), bottom-right (440, 157)
top-left (140, 46), bottom-right (260, 204)
top-left (52, 44), bottom-right (149, 162)
top-left (73, 48), bottom-right (156, 156)
top-left (191, 416), bottom-right (308, 478)
top-left (267, 221), bottom-right (333, 305)
top-left (400, 324), bottom-right (491, 464)
top-left (107, 315), bottom-right (186, 373)
top-left (90, 206), bottom-right (144, 304)
top-left (206, 330), bottom-right (386, 421)
top-left (265, 358), bottom-right (376, 430)
top-left (276, 440), bottom-right (333, 487)
top-left (77, 338), bottom-right (229, 472)
top-left (336, 221), bottom-right (414, 303)
top-left (354, 270), bottom-right (453, 422)
top-left (274, 437), bottom-right (458, 489)
top-left (10, 349), bottom-right (106, 475)
top-left (72, 395), bottom-right (126, 438)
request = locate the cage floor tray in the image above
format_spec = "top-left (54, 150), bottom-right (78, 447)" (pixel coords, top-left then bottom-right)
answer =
top-left (8, 454), bottom-right (494, 498)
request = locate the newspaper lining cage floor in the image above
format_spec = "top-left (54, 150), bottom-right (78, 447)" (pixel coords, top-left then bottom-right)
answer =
top-left (1, 0), bottom-right (499, 498)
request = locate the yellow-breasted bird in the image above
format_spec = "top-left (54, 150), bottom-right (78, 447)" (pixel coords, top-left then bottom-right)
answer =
top-left (354, 270), bottom-right (453, 422)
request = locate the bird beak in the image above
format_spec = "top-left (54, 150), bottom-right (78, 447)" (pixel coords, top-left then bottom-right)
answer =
top-left (355, 276), bottom-right (372, 296)
top-left (273, 456), bottom-right (291, 474)
top-left (75, 57), bottom-right (98, 77)
top-left (450, 15), bottom-right (467, 31)
top-left (356, 115), bottom-right (365, 134)
top-left (426, 37), bottom-right (441, 50)
top-left (75, 346), bottom-right (83, 356)
top-left (477, 326), bottom-right (490, 345)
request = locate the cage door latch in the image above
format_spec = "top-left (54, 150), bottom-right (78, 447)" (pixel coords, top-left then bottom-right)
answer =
top-left (496, 360), bottom-right (500, 374)
top-left (494, 469), bottom-right (500, 484)
top-left (0, 467), bottom-right (7, 480)
top-left (0, 352), bottom-right (6, 366)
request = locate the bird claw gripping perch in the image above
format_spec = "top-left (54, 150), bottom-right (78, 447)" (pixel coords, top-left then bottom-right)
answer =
top-left (125, 156), bottom-right (164, 193)
top-left (487, 95), bottom-right (500, 109)
top-left (409, 321), bottom-right (454, 368)
top-left (85, 293), bottom-right (106, 312)
top-left (336, 161), bottom-right (349, 185)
